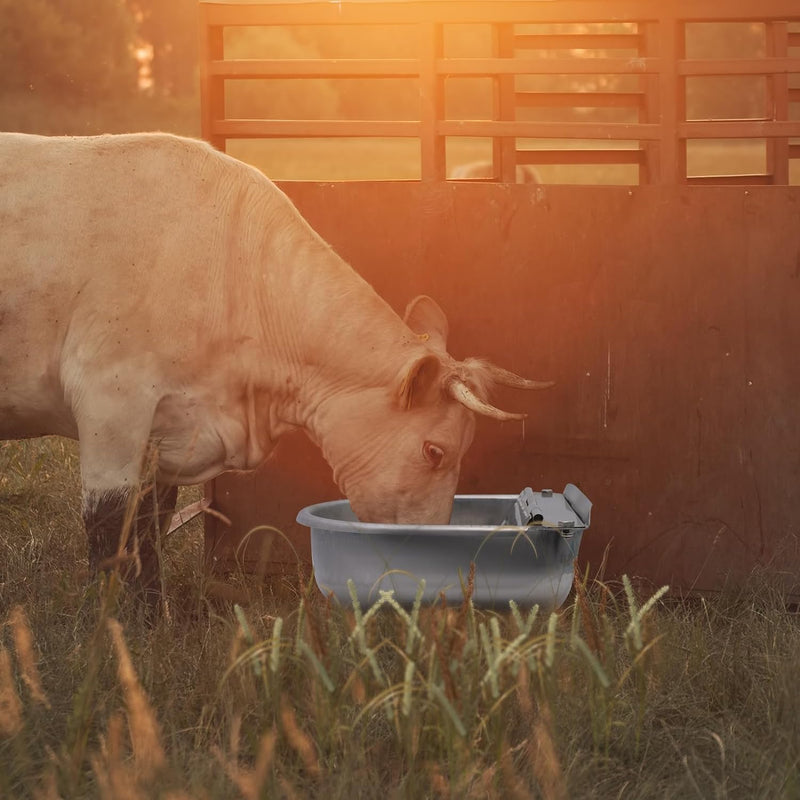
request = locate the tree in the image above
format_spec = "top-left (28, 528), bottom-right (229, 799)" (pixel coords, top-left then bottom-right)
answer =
top-left (127, 0), bottom-right (197, 96)
top-left (0, 0), bottom-right (136, 100)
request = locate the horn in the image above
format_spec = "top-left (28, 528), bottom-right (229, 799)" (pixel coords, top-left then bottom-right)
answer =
top-left (446, 377), bottom-right (527, 421)
top-left (484, 363), bottom-right (555, 390)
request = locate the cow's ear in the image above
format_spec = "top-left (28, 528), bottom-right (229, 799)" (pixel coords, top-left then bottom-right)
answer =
top-left (398, 354), bottom-right (442, 410)
top-left (403, 295), bottom-right (449, 351)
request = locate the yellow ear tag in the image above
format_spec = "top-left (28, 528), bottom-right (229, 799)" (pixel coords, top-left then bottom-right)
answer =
top-left (417, 333), bottom-right (430, 342)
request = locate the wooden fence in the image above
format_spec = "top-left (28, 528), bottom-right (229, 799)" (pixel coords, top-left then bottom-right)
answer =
top-left (198, 1), bottom-right (800, 596)
top-left (200, 0), bottom-right (800, 184)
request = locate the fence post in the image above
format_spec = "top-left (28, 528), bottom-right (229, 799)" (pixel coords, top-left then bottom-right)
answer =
top-left (419, 22), bottom-right (446, 181)
top-left (657, 12), bottom-right (685, 184)
top-left (766, 21), bottom-right (790, 185)
top-left (493, 22), bottom-right (517, 182)
top-left (198, 7), bottom-right (225, 152)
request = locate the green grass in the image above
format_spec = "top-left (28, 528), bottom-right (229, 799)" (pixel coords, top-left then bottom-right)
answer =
top-left (1, 439), bottom-right (799, 799)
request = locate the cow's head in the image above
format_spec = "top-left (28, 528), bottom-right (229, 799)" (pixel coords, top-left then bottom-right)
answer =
top-left (314, 296), bottom-right (552, 525)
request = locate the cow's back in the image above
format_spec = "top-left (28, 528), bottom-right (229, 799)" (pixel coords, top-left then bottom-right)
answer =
top-left (0, 132), bottom-right (272, 439)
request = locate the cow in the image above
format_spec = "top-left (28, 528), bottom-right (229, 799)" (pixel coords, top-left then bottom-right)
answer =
top-left (450, 161), bottom-right (542, 184)
top-left (0, 132), bottom-right (552, 602)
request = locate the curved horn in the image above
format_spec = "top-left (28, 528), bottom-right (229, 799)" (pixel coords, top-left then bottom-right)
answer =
top-left (446, 377), bottom-right (527, 421)
top-left (484, 363), bottom-right (555, 390)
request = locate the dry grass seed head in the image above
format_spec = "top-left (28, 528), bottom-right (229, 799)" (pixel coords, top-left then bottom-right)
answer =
top-left (279, 776), bottom-right (302, 800)
top-left (213, 727), bottom-right (276, 800)
top-left (499, 740), bottom-right (532, 800)
top-left (8, 605), bottom-right (50, 708)
top-left (253, 729), bottom-right (277, 791)
top-left (106, 618), bottom-right (166, 778)
top-left (530, 703), bottom-right (567, 800)
top-left (0, 644), bottom-right (23, 738)
top-left (228, 713), bottom-right (242, 760)
top-left (32, 769), bottom-right (62, 800)
top-left (515, 661), bottom-right (533, 719)
top-left (281, 702), bottom-right (320, 777)
top-left (476, 761), bottom-right (499, 799)
top-left (227, 624), bottom-right (246, 671)
top-left (92, 713), bottom-right (147, 800)
top-left (349, 672), bottom-right (367, 705)
top-left (428, 762), bottom-right (451, 798)
top-left (461, 562), bottom-right (476, 609)
top-left (303, 591), bottom-right (330, 659)
top-left (573, 575), bottom-right (603, 658)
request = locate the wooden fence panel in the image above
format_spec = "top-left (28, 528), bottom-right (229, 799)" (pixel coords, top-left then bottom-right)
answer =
top-left (199, 0), bottom-right (800, 184)
top-left (205, 182), bottom-right (800, 596)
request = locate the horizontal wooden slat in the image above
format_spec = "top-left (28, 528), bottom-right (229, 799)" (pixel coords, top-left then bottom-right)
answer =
top-left (210, 58), bottom-right (420, 78)
top-left (516, 148), bottom-right (645, 165)
top-left (438, 56), bottom-right (659, 76)
top-left (439, 119), bottom-right (660, 139)
top-left (513, 33), bottom-right (644, 51)
top-left (680, 120), bottom-right (800, 138)
top-left (210, 119), bottom-right (422, 137)
top-left (211, 58), bottom-right (800, 83)
top-left (515, 91), bottom-right (644, 108)
top-left (210, 119), bottom-right (661, 142)
top-left (199, 2), bottom-right (658, 27)
top-left (687, 174), bottom-right (773, 185)
top-left (679, 57), bottom-right (800, 76)
top-left (199, 1), bottom-right (800, 27)
top-left (200, 1), bottom-right (800, 186)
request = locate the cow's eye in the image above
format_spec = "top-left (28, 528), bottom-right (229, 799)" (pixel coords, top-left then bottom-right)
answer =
top-left (422, 441), bottom-right (445, 469)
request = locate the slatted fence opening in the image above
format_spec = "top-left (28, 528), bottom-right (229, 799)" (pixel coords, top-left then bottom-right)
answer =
top-left (197, 2), bottom-right (800, 596)
top-left (200, 0), bottom-right (800, 184)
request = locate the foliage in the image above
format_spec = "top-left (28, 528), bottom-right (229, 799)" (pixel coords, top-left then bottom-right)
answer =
top-left (0, 0), bottom-right (137, 101)
top-left (127, 0), bottom-right (198, 96)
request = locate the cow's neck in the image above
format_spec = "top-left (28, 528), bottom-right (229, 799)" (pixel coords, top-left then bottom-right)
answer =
top-left (221, 227), bottom-right (417, 468)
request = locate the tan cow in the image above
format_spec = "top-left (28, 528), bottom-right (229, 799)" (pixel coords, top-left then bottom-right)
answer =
top-left (0, 132), bottom-right (551, 602)
top-left (450, 161), bottom-right (542, 184)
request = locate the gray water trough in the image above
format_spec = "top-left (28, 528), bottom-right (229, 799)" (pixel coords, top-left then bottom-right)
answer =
top-left (296, 484), bottom-right (591, 609)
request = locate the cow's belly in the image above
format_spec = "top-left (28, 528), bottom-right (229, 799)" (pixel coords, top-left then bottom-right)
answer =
top-left (0, 361), bottom-right (76, 440)
top-left (0, 401), bottom-right (77, 440)
top-left (0, 263), bottom-right (75, 439)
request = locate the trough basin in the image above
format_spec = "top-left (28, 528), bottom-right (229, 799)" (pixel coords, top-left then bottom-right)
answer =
top-left (296, 484), bottom-right (591, 610)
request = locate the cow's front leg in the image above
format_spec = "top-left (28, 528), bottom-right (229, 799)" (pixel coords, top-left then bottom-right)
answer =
top-left (76, 399), bottom-right (167, 603)
top-left (84, 486), bottom-right (141, 584)
top-left (135, 482), bottom-right (178, 597)
top-left (83, 481), bottom-right (177, 602)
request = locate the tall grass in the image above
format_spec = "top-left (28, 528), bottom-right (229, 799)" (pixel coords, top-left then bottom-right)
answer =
top-left (1, 439), bottom-right (799, 798)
